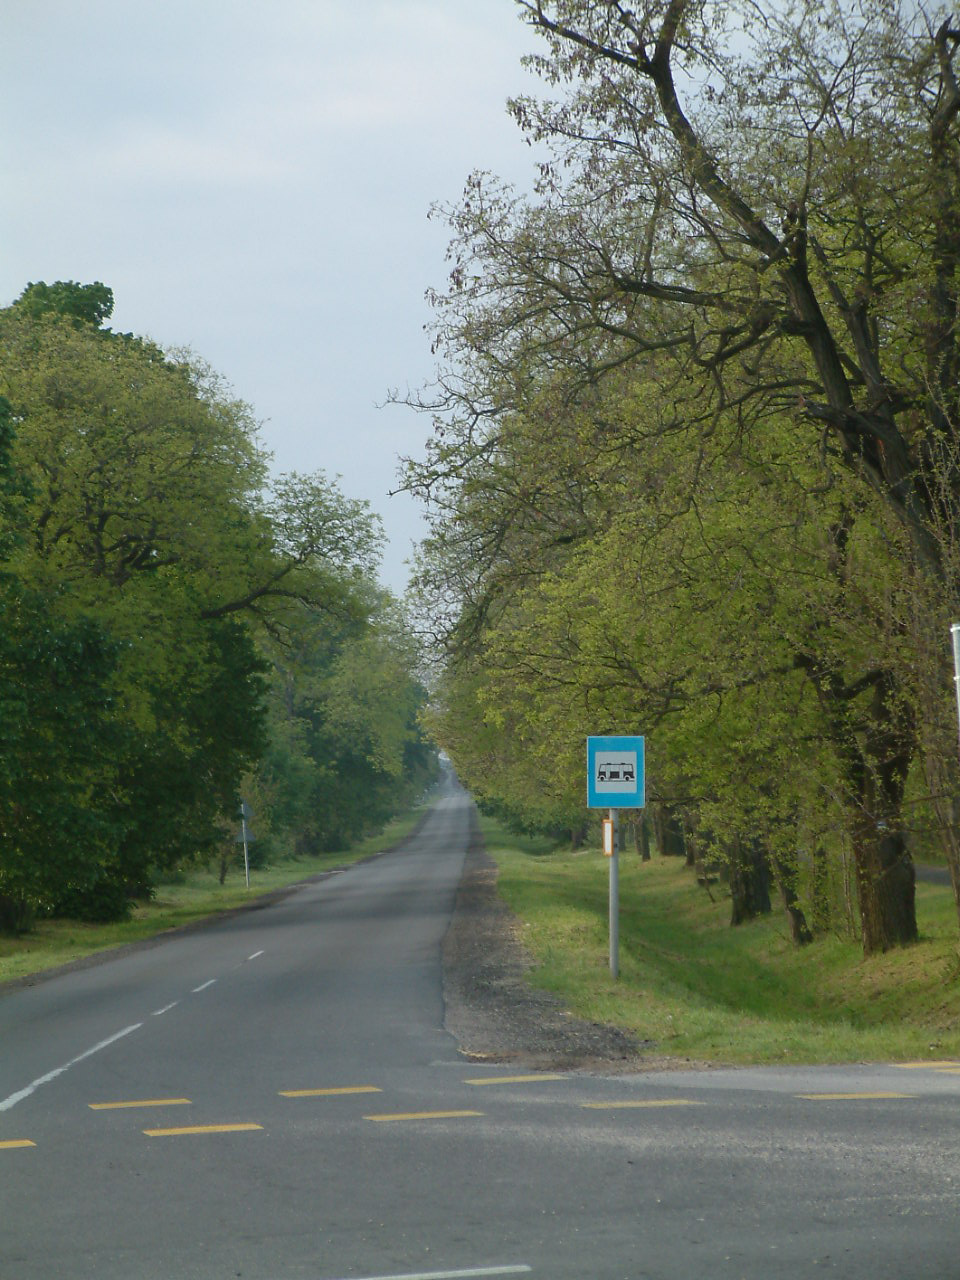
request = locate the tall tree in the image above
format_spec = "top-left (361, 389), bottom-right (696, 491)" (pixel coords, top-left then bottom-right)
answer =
top-left (0, 395), bottom-right (129, 927)
top-left (414, 373), bottom-right (870, 935)
top-left (0, 287), bottom-right (391, 919)
top-left (411, 0), bottom-right (960, 950)
top-left (256, 595), bottom-right (438, 857)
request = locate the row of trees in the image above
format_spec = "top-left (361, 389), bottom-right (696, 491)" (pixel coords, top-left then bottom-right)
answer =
top-left (405, 0), bottom-right (960, 953)
top-left (0, 281), bottom-right (436, 930)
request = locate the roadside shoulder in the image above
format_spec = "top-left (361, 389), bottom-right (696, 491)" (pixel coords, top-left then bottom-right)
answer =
top-left (442, 804), bottom-right (675, 1072)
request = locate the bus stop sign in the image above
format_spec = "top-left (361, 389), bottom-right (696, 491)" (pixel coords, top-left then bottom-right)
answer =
top-left (587, 736), bottom-right (645, 809)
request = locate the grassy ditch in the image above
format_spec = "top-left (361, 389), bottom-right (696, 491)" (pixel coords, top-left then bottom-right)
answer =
top-left (0, 805), bottom-right (430, 987)
top-left (479, 815), bottom-right (960, 1066)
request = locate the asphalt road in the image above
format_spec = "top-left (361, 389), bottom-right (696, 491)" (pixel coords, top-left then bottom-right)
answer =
top-left (1, 788), bottom-right (959, 1280)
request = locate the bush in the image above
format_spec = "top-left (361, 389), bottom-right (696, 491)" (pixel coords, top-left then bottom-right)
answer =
top-left (53, 877), bottom-right (132, 923)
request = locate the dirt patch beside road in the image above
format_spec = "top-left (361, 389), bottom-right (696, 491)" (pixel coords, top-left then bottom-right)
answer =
top-left (442, 806), bottom-right (672, 1073)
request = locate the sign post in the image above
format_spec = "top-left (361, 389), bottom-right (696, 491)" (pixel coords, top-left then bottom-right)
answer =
top-left (239, 801), bottom-right (253, 889)
top-left (608, 809), bottom-right (620, 977)
top-left (588, 737), bottom-right (645, 979)
top-left (951, 624), bottom-right (960, 758)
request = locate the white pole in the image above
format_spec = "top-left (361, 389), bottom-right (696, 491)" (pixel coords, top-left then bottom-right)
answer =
top-left (241, 812), bottom-right (250, 889)
top-left (951, 625), bottom-right (960, 759)
top-left (609, 808), bottom-right (620, 979)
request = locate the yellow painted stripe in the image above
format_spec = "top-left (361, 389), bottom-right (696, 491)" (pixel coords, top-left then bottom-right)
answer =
top-left (89, 1098), bottom-right (191, 1110)
top-left (895, 1061), bottom-right (960, 1070)
top-left (935, 1067), bottom-right (960, 1074)
top-left (582, 1099), bottom-right (704, 1110)
top-left (279, 1086), bottom-right (382, 1098)
top-left (0, 1139), bottom-right (35, 1149)
top-left (797, 1093), bottom-right (914, 1101)
top-left (143, 1123), bottom-right (263, 1137)
top-left (365, 1110), bottom-right (484, 1123)
top-left (465, 1074), bottom-right (565, 1086)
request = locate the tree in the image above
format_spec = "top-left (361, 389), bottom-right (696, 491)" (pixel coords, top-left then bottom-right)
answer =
top-left (0, 287), bottom-right (390, 919)
top-left (0, 396), bottom-right (129, 927)
top-left (14, 280), bottom-right (115, 328)
top-left (255, 595), bottom-right (438, 857)
top-left (410, 325), bottom-right (934, 950)
top-left (409, 0), bottom-right (960, 950)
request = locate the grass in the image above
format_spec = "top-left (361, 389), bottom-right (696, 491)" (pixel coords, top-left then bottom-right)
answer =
top-left (0, 805), bottom-right (429, 987)
top-left (479, 814), bottom-right (960, 1066)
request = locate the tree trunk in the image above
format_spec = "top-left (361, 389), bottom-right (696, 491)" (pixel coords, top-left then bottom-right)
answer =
top-left (810, 845), bottom-right (831, 934)
top-left (682, 821), bottom-right (714, 899)
top-left (729, 835), bottom-right (772, 926)
top-left (652, 805), bottom-right (686, 858)
top-left (851, 813), bottom-right (917, 953)
top-left (637, 813), bottom-right (651, 862)
top-left (0, 893), bottom-right (34, 934)
top-left (847, 677), bottom-right (918, 953)
top-left (679, 809), bottom-right (697, 869)
top-left (771, 852), bottom-right (814, 945)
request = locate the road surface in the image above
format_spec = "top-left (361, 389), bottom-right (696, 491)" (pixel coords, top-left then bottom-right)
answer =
top-left (1, 788), bottom-right (958, 1279)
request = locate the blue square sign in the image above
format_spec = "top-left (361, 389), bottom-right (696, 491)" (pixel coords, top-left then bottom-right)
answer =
top-left (587, 736), bottom-right (645, 809)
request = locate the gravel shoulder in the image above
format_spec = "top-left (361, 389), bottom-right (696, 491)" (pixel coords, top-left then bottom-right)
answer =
top-left (442, 804), bottom-right (683, 1073)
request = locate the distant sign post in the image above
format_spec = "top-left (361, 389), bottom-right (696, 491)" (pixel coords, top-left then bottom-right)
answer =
top-left (588, 737), bottom-right (645, 979)
top-left (239, 800), bottom-right (253, 888)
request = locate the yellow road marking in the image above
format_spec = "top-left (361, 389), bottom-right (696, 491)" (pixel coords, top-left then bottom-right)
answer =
top-left (89, 1098), bottom-right (191, 1110)
top-left (895, 1061), bottom-right (960, 1070)
top-left (465, 1074), bottom-right (565, 1086)
top-left (279, 1086), bottom-right (382, 1097)
top-left (797, 1093), bottom-right (914, 1101)
top-left (582, 1099), bottom-right (704, 1110)
top-left (0, 1139), bottom-right (35, 1149)
top-left (935, 1067), bottom-right (960, 1074)
top-left (143, 1123), bottom-right (263, 1137)
top-left (365, 1110), bottom-right (484, 1123)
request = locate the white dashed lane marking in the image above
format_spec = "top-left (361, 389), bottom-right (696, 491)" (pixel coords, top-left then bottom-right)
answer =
top-left (0, 1023), bottom-right (142, 1113)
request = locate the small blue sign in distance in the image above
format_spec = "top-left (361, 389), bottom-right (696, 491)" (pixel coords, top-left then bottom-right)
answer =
top-left (587, 736), bottom-right (645, 809)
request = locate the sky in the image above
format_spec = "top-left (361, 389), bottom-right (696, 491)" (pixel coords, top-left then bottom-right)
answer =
top-left (0, 1), bottom-right (542, 595)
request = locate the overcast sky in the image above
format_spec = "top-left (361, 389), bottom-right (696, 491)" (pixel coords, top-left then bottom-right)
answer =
top-left (0, 2), bottom-right (542, 595)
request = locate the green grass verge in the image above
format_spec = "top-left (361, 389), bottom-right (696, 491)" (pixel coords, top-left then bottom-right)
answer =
top-left (480, 815), bottom-right (960, 1066)
top-left (0, 805), bottom-right (430, 987)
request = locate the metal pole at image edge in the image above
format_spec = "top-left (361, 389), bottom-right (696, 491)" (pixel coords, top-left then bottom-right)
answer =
top-left (609, 808), bottom-right (619, 979)
top-left (951, 624), bottom-right (960, 757)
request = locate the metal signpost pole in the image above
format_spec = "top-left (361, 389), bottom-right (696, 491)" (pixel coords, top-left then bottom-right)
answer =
top-left (241, 810), bottom-right (250, 889)
top-left (951, 624), bottom-right (960, 757)
top-left (609, 808), bottom-right (619, 979)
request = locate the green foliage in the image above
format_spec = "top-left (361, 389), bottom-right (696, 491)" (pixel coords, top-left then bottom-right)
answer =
top-left (404, 0), bottom-right (960, 951)
top-left (110, 616), bottom-right (269, 893)
top-left (0, 582), bottom-right (127, 926)
top-left (0, 401), bottom-right (129, 926)
top-left (254, 597), bottom-right (438, 859)
top-left (14, 280), bottom-right (114, 327)
top-left (0, 281), bottom-right (434, 927)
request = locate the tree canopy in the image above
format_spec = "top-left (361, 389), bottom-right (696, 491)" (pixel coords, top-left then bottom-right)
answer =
top-left (0, 283), bottom-right (437, 928)
top-left (405, 0), bottom-right (960, 952)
